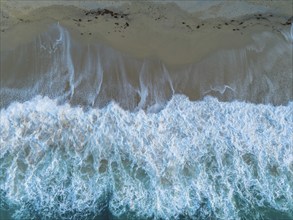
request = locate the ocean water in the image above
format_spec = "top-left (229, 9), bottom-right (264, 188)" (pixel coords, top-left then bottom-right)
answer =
top-left (1, 22), bottom-right (293, 220)
top-left (0, 95), bottom-right (293, 219)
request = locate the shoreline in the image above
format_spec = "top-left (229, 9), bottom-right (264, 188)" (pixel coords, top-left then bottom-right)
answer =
top-left (0, 1), bottom-right (292, 107)
top-left (1, 1), bottom-right (292, 65)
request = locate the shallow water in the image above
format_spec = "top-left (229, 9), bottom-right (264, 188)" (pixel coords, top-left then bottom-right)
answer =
top-left (1, 23), bottom-right (292, 111)
top-left (0, 16), bottom-right (293, 220)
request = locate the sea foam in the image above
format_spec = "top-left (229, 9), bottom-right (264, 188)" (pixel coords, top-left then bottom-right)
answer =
top-left (0, 95), bottom-right (292, 219)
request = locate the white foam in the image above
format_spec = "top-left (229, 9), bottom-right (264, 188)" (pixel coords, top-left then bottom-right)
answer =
top-left (0, 95), bottom-right (292, 219)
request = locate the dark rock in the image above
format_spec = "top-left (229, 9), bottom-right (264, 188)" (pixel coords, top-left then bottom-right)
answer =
top-left (83, 8), bottom-right (128, 19)
top-left (104, 9), bottom-right (111, 14)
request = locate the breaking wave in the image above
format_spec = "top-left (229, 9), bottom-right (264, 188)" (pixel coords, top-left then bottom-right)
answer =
top-left (1, 95), bottom-right (292, 219)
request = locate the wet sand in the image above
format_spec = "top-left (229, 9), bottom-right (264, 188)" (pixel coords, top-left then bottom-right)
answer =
top-left (1, 1), bottom-right (292, 65)
top-left (0, 1), bottom-right (292, 108)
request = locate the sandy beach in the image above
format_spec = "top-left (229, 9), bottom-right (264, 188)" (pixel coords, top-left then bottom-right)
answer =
top-left (1, 0), bottom-right (292, 108)
top-left (1, 1), bottom-right (292, 65)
